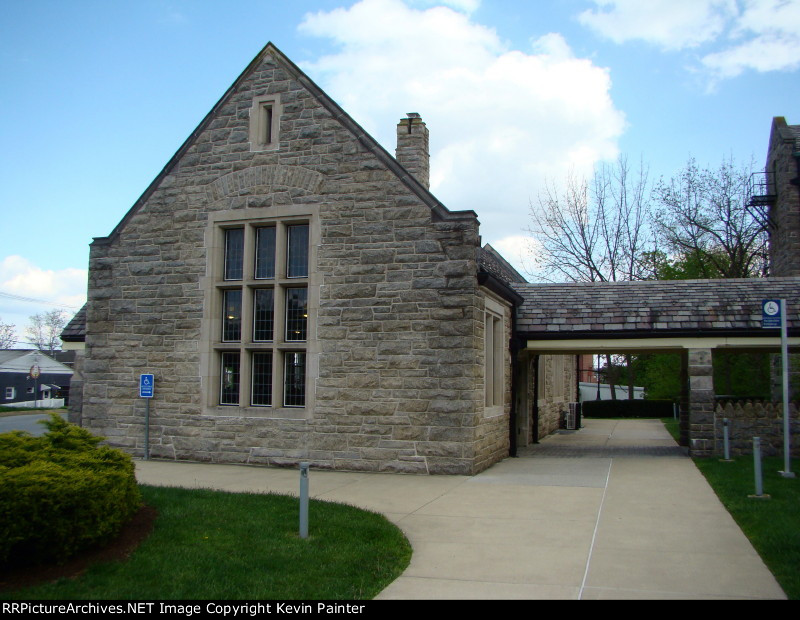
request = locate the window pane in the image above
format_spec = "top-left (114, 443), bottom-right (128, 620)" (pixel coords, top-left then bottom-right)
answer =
top-left (286, 224), bottom-right (309, 278)
top-left (251, 352), bottom-right (273, 406)
top-left (285, 287), bottom-right (307, 341)
top-left (220, 352), bottom-right (240, 405)
top-left (224, 228), bottom-right (244, 280)
top-left (253, 289), bottom-right (274, 341)
top-left (284, 352), bottom-right (306, 407)
top-left (254, 226), bottom-right (276, 279)
top-left (222, 289), bottom-right (242, 342)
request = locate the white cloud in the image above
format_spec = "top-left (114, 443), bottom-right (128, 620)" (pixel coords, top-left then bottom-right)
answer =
top-left (489, 235), bottom-right (538, 278)
top-left (298, 0), bottom-right (626, 253)
top-left (579, 0), bottom-right (800, 79)
top-left (411, 0), bottom-right (480, 13)
top-left (578, 0), bottom-right (737, 50)
top-left (0, 255), bottom-right (87, 341)
top-left (701, 0), bottom-right (800, 77)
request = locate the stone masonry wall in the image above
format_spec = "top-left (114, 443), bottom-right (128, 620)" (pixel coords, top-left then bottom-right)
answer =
top-left (535, 354), bottom-right (576, 440)
top-left (82, 47), bottom-right (493, 475)
top-left (715, 400), bottom-right (800, 456)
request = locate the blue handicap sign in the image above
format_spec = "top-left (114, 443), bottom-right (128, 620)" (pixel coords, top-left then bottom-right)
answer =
top-left (762, 299), bottom-right (781, 329)
top-left (139, 374), bottom-right (155, 398)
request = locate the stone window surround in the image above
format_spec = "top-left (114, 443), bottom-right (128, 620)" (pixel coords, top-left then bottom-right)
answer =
top-left (200, 205), bottom-right (319, 420)
top-left (483, 293), bottom-right (508, 417)
top-left (248, 94), bottom-right (282, 152)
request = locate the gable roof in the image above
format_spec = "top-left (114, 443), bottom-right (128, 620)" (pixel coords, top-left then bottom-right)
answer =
top-left (93, 42), bottom-right (477, 247)
top-left (0, 350), bottom-right (73, 375)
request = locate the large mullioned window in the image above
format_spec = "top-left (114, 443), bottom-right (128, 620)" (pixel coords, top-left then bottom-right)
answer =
top-left (217, 221), bottom-right (309, 409)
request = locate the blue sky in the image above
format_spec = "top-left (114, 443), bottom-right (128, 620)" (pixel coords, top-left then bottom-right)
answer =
top-left (1, 0), bottom-right (799, 343)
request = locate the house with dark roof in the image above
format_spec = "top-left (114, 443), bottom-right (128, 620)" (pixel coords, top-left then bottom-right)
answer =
top-left (71, 42), bottom-right (576, 474)
top-left (0, 350), bottom-right (73, 408)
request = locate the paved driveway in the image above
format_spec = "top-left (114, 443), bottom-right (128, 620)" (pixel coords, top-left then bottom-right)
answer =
top-left (0, 411), bottom-right (67, 436)
top-left (134, 418), bottom-right (786, 600)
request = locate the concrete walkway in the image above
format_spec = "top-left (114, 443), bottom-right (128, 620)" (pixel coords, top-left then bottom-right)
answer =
top-left (134, 419), bottom-right (786, 600)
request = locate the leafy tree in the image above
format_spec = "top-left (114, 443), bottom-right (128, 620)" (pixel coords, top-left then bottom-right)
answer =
top-left (25, 310), bottom-right (67, 356)
top-left (654, 156), bottom-right (768, 279)
top-left (0, 317), bottom-right (15, 349)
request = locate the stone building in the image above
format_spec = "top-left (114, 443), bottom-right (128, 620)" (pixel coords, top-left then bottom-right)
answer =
top-left (74, 42), bottom-right (576, 475)
top-left (763, 117), bottom-right (800, 277)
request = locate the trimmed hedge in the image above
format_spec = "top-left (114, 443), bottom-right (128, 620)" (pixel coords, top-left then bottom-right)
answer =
top-left (0, 414), bottom-right (141, 567)
top-left (582, 399), bottom-right (675, 419)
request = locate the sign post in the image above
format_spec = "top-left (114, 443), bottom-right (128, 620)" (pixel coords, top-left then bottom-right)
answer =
top-left (762, 300), bottom-right (794, 478)
top-left (30, 363), bottom-right (41, 408)
top-left (139, 374), bottom-right (155, 460)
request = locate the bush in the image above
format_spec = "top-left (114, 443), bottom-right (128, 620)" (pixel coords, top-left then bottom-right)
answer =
top-left (0, 415), bottom-right (141, 567)
top-left (582, 399), bottom-right (675, 419)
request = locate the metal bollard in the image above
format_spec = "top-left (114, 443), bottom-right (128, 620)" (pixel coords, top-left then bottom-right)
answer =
top-left (299, 462), bottom-right (309, 539)
top-left (749, 437), bottom-right (769, 499)
top-left (754, 438), bottom-right (763, 496)
top-left (722, 418), bottom-right (730, 461)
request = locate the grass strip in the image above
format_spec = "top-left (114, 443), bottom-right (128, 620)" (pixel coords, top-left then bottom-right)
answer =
top-left (693, 455), bottom-right (800, 600)
top-left (1, 485), bottom-right (411, 600)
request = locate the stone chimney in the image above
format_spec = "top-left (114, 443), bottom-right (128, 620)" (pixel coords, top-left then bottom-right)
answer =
top-left (396, 113), bottom-right (430, 189)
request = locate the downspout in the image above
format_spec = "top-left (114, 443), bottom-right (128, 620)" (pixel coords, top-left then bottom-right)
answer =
top-left (532, 355), bottom-right (540, 444)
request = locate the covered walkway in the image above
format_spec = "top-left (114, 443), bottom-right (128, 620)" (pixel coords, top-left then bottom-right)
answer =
top-left (512, 277), bottom-right (800, 456)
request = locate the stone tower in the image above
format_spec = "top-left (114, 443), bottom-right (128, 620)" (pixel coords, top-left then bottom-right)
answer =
top-left (764, 117), bottom-right (800, 276)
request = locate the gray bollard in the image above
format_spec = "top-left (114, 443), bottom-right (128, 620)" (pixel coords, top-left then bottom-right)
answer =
top-left (754, 437), bottom-right (763, 496)
top-left (749, 437), bottom-right (770, 499)
top-left (299, 462), bottom-right (309, 539)
top-left (722, 418), bottom-right (730, 461)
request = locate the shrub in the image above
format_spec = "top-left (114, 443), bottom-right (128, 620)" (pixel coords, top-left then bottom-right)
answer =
top-left (0, 415), bottom-right (141, 567)
top-left (582, 399), bottom-right (675, 419)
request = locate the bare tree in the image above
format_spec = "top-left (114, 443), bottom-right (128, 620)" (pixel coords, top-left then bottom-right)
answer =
top-left (653, 156), bottom-right (769, 279)
top-left (25, 309), bottom-right (67, 356)
top-left (527, 155), bottom-right (655, 283)
top-left (0, 317), bottom-right (15, 349)
top-left (527, 156), bottom-right (654, 398)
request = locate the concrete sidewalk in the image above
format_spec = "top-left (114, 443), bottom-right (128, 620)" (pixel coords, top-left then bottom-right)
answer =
top-left (134, 419), bottom-right (786, 600)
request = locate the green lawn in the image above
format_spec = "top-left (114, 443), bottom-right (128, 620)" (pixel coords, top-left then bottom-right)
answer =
top-left (1, 485), bottom-right (411, 600)
top-left (693, 456), bottom-right (800, 600)
top-left (660, 418), bottom-right (798, 599)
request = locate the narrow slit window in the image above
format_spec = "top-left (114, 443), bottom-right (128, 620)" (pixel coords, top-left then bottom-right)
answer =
top-left (263, 104), bottom-right (273, 145)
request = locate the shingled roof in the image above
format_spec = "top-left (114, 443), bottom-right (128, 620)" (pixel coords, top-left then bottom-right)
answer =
top-left (60, 304), bottom-right (86, 343)
top-left (513, 277), bottom-right (800, 339)
top-left (478, 244), bottom-right (527, 285)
